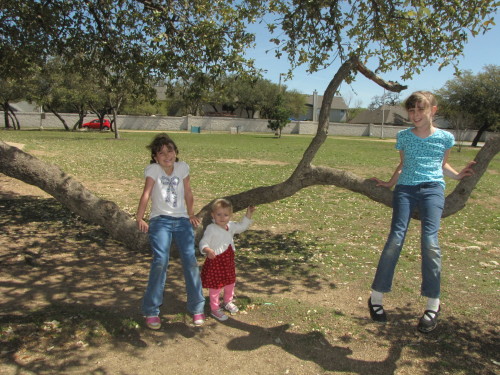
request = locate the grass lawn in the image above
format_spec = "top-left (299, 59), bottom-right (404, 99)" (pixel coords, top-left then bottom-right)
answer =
top-left (1, 129), bottom-right (499, 374)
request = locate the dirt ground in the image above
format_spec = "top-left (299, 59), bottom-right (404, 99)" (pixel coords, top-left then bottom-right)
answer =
top-left (0, 174), bottom-right (498, 375)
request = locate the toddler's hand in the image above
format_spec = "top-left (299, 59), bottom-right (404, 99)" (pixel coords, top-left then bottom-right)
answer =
top-left (204, 248), bottom-right (216, 259)
top-left (246, 205), bottom-right (256, 219)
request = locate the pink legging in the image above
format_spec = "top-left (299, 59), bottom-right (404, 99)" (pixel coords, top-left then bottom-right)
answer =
top-left (209, 283), bottom-right (235, 311)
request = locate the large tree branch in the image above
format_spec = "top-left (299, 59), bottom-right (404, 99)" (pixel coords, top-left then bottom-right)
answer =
top-left (2, 62), bottom-right (497, 252)
top-left (0, 140), bottom-right (150, 251)
top-left (217, 136), bottom-right (499, 222)
top-left (2, 135), bottom-right (498, 252)
top-left (443, 134), bottom-right (500, 217)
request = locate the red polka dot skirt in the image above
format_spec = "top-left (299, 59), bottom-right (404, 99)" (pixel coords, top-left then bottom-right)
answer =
top-left (201, 245), bottom-right (236, 289)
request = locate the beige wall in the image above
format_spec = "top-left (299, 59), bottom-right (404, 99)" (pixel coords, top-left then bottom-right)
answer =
top-left (3, 112), bottom-right (491, 142)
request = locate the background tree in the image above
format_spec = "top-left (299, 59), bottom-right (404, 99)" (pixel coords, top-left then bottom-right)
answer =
top-left (267, 94), bottom-right (292, 137)
top-left (27, 57), bottom-right (75, 131)
top-left (164, 76), bottom-right (209, 116)
top-left (368, 92), bottom-right (401, 111)
top-left (0, 0), bottom-right (68, 128)
top-left (0, 77), bottom-right (26, 129)
top-left (283, 89), bottom-right (308, 120)
top-left (1, 0), bottom-right (263, 128)
top-left (343, 92), bottom-right (365, 123)
top-left (234, 78), bottom-right (279, 119)
top-left (121, 96), bottom-right (169, 117)
top-left (437, 65), bottom-right (500, 146)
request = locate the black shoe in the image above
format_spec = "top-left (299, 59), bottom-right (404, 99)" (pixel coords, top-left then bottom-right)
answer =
top-left (417, 306), bottom-right (440, 333)
top-left (368, 298), bottom-right (387, 323)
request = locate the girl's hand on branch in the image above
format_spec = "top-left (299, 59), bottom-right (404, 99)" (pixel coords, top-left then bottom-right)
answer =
top-left (456, 161), bottom-right (476, 180)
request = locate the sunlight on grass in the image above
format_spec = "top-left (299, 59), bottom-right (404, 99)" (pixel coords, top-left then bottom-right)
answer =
top-left (1, 129), bottom-right (498, 308)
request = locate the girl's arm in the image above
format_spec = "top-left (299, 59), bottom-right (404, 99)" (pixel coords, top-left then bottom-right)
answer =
top-left (232, 207), bottom-right (256, 234)
top-left (136, 177), bottom-right (155, 233)
top-left (371, 151), bottom-right (404, 188)
top-left (245, 206), bottom-right (256, 219)
top-left (442, 150), bottom-right (476, 180)
top-left (183, 175), bottom-right (200, 227)
top-left (199, 226), bottom-right (216, 259)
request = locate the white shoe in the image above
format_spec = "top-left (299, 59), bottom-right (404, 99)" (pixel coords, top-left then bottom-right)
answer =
top-left (224, 302), bottom-right (239, 315)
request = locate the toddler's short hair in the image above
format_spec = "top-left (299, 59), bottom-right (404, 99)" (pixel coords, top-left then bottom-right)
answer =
top-left (404, 91), bottom-right (437, 111)
top-left (211, 198), bottom-right (233, 213)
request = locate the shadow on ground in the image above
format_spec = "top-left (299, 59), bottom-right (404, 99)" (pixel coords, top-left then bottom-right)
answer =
top-left (1, 195), bottom-right (498, 375)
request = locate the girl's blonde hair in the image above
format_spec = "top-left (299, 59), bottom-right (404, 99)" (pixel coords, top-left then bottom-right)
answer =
top-left (147, 133), bottom-right (179, 164)
top-left (211, 198), bottom-right (233, 213)
top-left (404, 91), bottom-right (437, 111)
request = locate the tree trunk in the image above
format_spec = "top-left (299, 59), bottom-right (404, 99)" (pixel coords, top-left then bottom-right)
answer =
top-left (471, 122), bottom-right (491, 147)
top-left (3, 101), bottom-right (11, 128)
top-left (0, 140), bottom-right (150, 252)
top-left (109, 95), bottom-right (123, 140)
top-left (46, 105), bottom-right (70, 131)
top-left (7, 109), bottom-right (18, 129)
top-left (72, 108), bottom-right (86, 130)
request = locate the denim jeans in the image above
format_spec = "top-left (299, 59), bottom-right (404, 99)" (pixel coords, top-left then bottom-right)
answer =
top-left (142, 215), bottom-right (205, 317)
top-left (371, 183), bottom-right (444, 298)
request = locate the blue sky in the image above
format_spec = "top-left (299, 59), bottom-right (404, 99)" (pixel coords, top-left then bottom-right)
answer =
top-left (244, 11), bottom-right (499, 107)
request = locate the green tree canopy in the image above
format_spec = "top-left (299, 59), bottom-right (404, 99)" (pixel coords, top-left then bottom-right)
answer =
top-left (267, 94), bottom-right (292, 137)
top-left (437, 65), bottom-right (500, 146)
top-left (1, 0), bottom-right (264, 128)
top-left (267, 0), bottom-right (497, 81)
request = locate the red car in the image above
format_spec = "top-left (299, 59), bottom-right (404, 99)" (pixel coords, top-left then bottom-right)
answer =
top-left (82, 119), bottom-right (111, 129)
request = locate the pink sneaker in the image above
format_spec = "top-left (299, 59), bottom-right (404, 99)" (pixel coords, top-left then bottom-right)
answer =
top-left (193, 313), bottom-right (205, 326)
top-left (211, 309), bottom-right (228, 321)
top-left (145, 316), bottom-right (161, 330)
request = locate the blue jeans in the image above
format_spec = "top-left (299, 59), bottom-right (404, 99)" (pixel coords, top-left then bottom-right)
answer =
top-left (371, 183), bottom-right (444, 298)
top-left (142, 215), bottom-right (205, 317)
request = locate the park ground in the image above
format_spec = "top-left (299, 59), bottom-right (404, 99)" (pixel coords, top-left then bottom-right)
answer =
top-left (0, 136), bottom-right (498, 375)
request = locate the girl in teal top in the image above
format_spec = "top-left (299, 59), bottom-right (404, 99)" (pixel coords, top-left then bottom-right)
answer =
top-left (368, 91), bottom-right (475, 333)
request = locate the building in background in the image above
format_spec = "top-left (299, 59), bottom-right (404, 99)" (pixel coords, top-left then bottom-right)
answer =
top-left (296, 90), bottom-right (348, 123)
top-left (349, 104), bottom-right (410, 126)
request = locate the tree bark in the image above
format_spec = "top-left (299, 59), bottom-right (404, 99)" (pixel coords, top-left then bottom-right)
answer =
top-left (3, 101), bottom-right (12, 128)
top-left (0, 141), bottom-right (150, 252)
top-left (46, 105), bottom-right (70, 131)
top-left (471, 121), bottom-right (492, 147)
top-left (9, 107), bottom-right (20, 130)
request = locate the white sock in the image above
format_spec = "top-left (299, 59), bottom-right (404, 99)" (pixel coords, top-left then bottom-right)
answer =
top-left (424, 298), bottom-right (440, 320)
top-left (370, 290), bottom-right (384, 314)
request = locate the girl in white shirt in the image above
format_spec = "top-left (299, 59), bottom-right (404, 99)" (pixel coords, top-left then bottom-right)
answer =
top-left (136, 133), bottom-right (205, 330)
top-left (199, 199), bottom-right (255, 321)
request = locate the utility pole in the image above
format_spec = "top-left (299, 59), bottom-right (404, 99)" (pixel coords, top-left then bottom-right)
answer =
top-left (380, 89), bottom-right (385, 139)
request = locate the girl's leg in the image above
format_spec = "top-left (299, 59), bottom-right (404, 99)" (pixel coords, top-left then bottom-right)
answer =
top-left (418, 183), bottom-right (444, 299)
top-left (222, 283), bottom-right (239, 314)
top-left (173, 217), bottom-right (205, 315)
top-left (223, 283), bottom-right (235, 305)
top-left (142, 216), bottom-right (172, 317)
top-left (371, 185), bottom-right (416, 293)
top-left (209, 288), bottom-right (222, 312)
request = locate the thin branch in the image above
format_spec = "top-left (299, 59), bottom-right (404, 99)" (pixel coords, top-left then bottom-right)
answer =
top-left (356, 59), bottom-right (407, 92)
